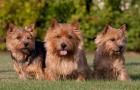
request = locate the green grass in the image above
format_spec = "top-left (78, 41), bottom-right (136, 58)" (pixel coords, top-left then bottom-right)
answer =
top-left (0, 52), bottom-right (140, 90)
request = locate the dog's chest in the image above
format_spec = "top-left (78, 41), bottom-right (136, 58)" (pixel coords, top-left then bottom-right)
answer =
top-left (54, 59), bottom-right (78, 75)
top-left (98, 57), bottom-right (121, 66)
top-left (97, 58), bottom-right (124, 74)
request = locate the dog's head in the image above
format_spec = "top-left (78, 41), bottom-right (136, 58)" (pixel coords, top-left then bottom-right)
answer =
top-left (95, 25), bottom-right (127, 55)
top-left (45, 19), bottom-right (80, 57)
top-left (6, 24), bottom-right (36, 54)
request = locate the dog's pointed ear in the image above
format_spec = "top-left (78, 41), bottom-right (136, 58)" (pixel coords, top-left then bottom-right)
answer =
top-left (6, 23), bottom-right (16, 33)
top-left (51, 19), bottom-right (59, 28)
top-left (25, 24), bottom-right (35, 32)
top-left (102, 25), bottom-right (112, 34)
top-left (25, 24), bottom-right (36, 37)
top-left (71, 21), bottom-right (80, 30)
top-left (120, 24), bottom-right (126, 32)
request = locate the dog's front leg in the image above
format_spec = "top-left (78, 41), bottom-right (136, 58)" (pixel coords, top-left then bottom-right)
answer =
top-left (118, 68), bottom-right (131, 81)
top-left (44, 68), bottom-right (58, 81)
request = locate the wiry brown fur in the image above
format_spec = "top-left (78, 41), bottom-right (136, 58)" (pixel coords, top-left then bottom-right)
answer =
top-left (44, 20), bottom-right (92, 81)
top-left (93, 25), bottom-right (130, 81)
top-left (6, 24), bottom-right (45, 80)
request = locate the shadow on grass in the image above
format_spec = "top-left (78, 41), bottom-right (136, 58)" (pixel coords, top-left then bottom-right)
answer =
top-left (0, 69), bottom-right (14, 73)
top-left (0, 77), bottom-right (17, 80)
top-left (126, 62), bottom-right (140, 66)
top-left (131, 74), bottom-right (140, 80)
top-left (0, 69), bottom-right (17, 80)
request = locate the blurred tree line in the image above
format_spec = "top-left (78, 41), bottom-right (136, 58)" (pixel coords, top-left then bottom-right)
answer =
top-left (0, 0), bottom-right (140, 52)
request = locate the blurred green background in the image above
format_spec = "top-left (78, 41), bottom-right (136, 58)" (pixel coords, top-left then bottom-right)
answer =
top-left (0, 0), bottom-right (140, 52)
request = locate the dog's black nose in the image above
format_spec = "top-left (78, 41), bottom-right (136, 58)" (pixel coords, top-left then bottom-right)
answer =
top-left (61, 43), bottom-right (67, 49)
top-left (119, 45), bottom-right (123, 50)
top-left (24, 42), bottom-right (29, 47)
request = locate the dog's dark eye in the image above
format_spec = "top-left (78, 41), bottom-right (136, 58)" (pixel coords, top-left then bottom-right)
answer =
top-left (56, 35), bottom-right (61, 38)
top-left (27, 37), bottom-right (31, 40)
top-left (68, 35), bottom-right (73, 39)
top-left (110, 38), bottom-right (115, 41)
top-left (123, 39), bottom-right (127, 43)
top-left (16, 36), bottom-right (21, 40)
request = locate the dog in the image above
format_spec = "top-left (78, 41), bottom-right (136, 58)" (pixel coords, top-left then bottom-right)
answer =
top-left (6, 23), bottom-right (46, 80)
top-left (93, 24), bottom-right (130, 80)
top-left (44, 19), bottom-right (92, 81)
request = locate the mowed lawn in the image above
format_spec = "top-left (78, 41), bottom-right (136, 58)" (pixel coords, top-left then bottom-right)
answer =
top-left (0, 52), bottom-right (140, 90)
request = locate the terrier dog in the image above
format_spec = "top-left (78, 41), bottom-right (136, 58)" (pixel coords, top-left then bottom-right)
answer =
top-left (44, 19), bottom-right (92, 81)
top-left (93, 25), bottom-right (130, 80)
top-left (6, 24), bottom-right (46, 80)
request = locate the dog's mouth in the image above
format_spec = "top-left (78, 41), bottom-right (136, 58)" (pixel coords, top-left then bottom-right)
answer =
top-left (21, 48), bottom-right (30, 54)
top-left (115, 51), bottom-right (121, 54)
top-left (114, 50), bottom-right (123, 55)
top-left (59, 50), bottom-right (68, 56)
